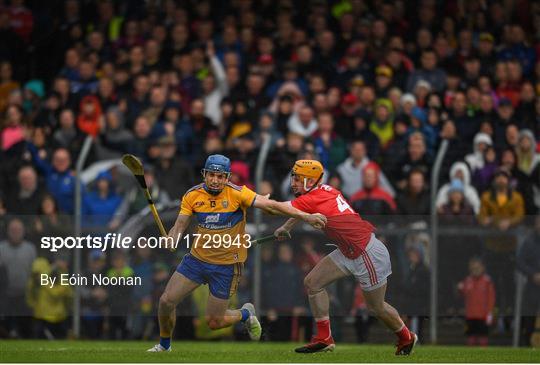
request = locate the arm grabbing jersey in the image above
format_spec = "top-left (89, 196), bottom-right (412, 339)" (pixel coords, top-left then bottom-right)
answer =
top-left (291, 184), bottom-right (375, 259)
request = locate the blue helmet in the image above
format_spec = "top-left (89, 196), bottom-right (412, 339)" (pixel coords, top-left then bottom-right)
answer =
top-left (203, 154), bottom-right (231, 174)
top-left (202, 155), bottom-right (231, 195)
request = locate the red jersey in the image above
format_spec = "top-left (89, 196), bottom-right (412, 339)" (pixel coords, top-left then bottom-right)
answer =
top-left (291, 184), bottom-right (375, 259)
top-left (458, 274), bottom-right (496, 320)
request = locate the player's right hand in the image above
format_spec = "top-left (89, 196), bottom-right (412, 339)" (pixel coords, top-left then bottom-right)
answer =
top-left (165, 235), bottom-right (178, 252)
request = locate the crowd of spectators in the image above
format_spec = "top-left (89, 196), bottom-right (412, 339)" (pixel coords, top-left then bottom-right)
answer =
top-left (0, 0), bottom-right (540, 346)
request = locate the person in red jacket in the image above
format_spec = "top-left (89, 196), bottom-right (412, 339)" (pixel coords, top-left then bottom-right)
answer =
top-left (350, 162), bottom-right (396, 219)
top-left (457, 257), bottom-right (496, 346)
top-left (77, 95), bottom-right (103, 137)
top-left (8, 0), bottom-right (33, 43)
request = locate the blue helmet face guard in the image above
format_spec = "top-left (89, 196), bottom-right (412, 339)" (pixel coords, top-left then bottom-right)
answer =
top-left (201, 169), bottom-right (231, 195)
top-left (202, 154), bottom-right (231, 194)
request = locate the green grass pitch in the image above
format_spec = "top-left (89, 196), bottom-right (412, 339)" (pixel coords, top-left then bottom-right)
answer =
top-left (0, 340), bottom-right (537, 363)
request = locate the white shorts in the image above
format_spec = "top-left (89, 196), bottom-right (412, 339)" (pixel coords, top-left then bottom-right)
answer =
top-left (329, 233), bottom-right (392, 291)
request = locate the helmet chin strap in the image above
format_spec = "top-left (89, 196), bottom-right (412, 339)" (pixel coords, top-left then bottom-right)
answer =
top-left (303, 178), bottom-right (310, 191)
top-left (291, 172), bottom-right (323, 196)
top-left (302, 174), bottom-right (323, 193)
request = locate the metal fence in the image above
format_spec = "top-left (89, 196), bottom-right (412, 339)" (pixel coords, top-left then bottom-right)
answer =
top-left (0, 209), bottom-right (535, 345)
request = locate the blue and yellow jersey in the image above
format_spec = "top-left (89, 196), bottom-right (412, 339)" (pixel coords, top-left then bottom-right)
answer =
top-left (180, 182), bottom-right (257, 265)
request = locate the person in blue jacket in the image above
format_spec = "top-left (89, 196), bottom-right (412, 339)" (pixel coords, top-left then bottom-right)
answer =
top-left (28, 144), bottom-right (78, 214)
top-left (407, 107), bottom-right (437, 155)
top-left (83, 170), bottom-right (122, 231)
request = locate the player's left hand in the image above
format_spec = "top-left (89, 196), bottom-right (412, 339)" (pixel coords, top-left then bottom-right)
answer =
top-left (305, 213), bottom-right (327, 229)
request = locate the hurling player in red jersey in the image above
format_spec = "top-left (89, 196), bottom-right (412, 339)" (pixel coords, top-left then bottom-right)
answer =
top-left (274, 160), bottom-right (417, 355)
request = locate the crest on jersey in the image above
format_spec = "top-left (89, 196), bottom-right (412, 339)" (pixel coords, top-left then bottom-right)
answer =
top-left (222, 200), bottom-right (228, 208)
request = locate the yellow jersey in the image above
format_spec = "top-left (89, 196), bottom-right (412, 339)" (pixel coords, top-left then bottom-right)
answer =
top-left (180, 182), bottom-right (257, 265)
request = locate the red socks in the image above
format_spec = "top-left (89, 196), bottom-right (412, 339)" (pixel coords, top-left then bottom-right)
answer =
top-left (477, 336), bottom-right (488, 346)
top-left (316, 319), bottom-right (331, 339)
top-left (395, 325), bottom-right (412, 342)
top-left (468, 336), bottom-right (488, 346)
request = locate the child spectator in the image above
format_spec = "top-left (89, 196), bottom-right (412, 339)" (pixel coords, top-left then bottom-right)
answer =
top-left (457, 257), bottom-right (495, 346)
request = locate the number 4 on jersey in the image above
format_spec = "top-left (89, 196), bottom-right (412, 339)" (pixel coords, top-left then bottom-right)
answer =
top-left (336, 194), bottom-right (354, 213)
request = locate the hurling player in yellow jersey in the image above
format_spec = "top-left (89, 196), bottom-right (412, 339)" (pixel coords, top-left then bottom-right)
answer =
top-left (148, 154), bottom-right (326, 352)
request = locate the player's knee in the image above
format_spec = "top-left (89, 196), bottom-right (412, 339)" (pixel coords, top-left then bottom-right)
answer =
top-left (159, 292), bottom-right (176, 309)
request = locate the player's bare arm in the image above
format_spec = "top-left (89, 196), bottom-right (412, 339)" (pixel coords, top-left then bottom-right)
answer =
top-left (252, 194), bottom-right (326, 229)
top-left (252, 193), bottom-right (280, 215)
top-left (252, 194), bottom-right (307, 223)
